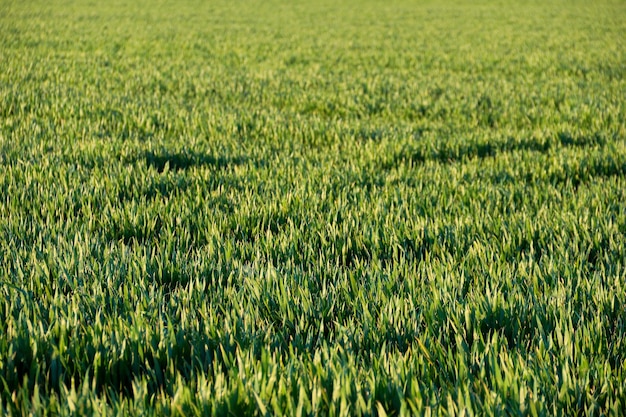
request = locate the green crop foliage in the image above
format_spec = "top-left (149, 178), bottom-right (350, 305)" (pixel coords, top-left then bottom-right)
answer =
top-left (1, 0), bottom-right (625, 415)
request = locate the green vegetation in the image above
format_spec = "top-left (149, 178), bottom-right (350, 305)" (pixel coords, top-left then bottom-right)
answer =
top-left (1, 0), bottom-right (625, 414)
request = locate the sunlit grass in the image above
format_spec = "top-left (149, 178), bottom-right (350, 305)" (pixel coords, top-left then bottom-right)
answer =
top-left (1, 0), bottom-right (625, 415)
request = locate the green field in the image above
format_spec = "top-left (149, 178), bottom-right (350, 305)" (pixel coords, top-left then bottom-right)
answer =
top-left (1, 0), bottom-right (625, 415)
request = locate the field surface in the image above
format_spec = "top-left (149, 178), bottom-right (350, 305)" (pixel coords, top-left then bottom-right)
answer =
top-left (1, 0), bottom-right (625, 415)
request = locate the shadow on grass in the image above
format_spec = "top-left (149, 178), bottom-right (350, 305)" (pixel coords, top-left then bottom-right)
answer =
top-left (381, 132), bottom-right (608, 171)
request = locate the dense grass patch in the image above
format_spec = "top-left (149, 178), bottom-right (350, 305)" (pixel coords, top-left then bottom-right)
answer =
top-left (1, 0), bottom-right (625, 415)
